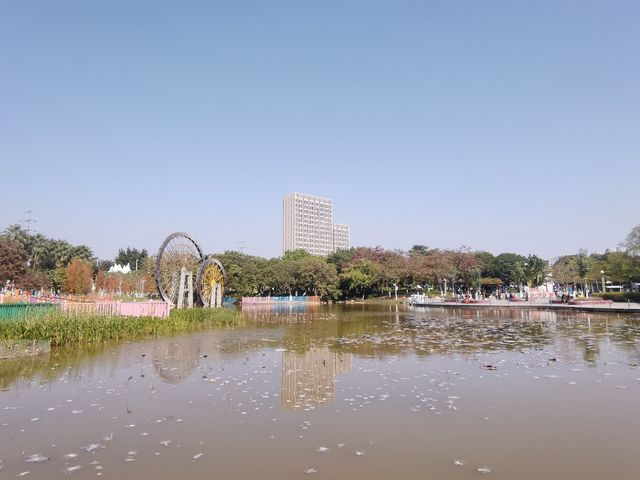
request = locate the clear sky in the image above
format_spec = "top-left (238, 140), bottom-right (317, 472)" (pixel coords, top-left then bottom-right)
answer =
top-left (1, 1), bottom-right (638, 261)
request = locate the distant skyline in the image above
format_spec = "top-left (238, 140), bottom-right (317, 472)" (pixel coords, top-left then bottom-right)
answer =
top-left (1, 1), bottom-right (638, 261)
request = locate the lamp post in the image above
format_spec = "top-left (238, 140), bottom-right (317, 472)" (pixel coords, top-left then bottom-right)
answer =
top-left (521, 262), bottom-right (528, 298)
top-left (601, 270), bottom-right (605, 293)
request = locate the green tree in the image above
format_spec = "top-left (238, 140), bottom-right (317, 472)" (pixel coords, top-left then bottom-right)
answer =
top-left (97, 260), bottom-right (114, 272)
top-left (326, 248), bottom-right (355, 275)
top-left (70, 245), bottom-right (95, 264)
top-left (576, 249), bottom-right (591, 294)
top-left (3, 224), bottom-right (32, 255)
top-left (524, 255), bottom-right (548, 287)
top-left (604, 251), bottom-right (640, 287)
top-left (214, 251), bottom-right (268, 297)
top-left (408, 245), bottom-right (431, 256)
top-left (493, 253), bottom-right (527, 287)
top-left (340, 259), bottom-right (380, 299)
top-left (622, 224), bottom-right (640, 256)
top-left (475, 251), bottom-right (496, 278)
top-left (552, 256), bottom-right (578, 284)
top-left (114, 247), bottom-right (148, 271)
top-left (52, 240), bottom-right (74, 268)
top-left (297, 256), bottom-right (339, 298)
top-left (51, 267), bottom-right (69, 294)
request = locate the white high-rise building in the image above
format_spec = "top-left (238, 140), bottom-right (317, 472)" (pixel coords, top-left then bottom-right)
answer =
top-left (333, 224), bottom-right (350, 251)
top-left (283, 192), bottom-right (350, 255)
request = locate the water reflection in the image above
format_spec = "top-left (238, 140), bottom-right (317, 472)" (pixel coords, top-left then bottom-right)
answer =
top-left (1, 306), bottom-right (639, 391)
top-left (1, 305), bottom-right (640, 480)
top-left (152, 341), bottom-right (204, 384)
top-left (281, 347), bottom-right (352, 411)
top-left (241, 303), bottom-right (318, 314)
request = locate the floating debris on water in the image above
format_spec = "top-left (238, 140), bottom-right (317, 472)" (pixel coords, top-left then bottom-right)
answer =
top-left (82, 444), bottom-right (105, 453)
top-left (24, 454), bottom-right (48, 463)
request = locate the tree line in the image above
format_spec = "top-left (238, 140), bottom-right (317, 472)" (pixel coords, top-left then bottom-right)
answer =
top-left (0, 225), bottom-right (152, 296)
top-left (1, 223), bottom-right (639, 299)
top-left (215, 244), bottom-right (640, 300)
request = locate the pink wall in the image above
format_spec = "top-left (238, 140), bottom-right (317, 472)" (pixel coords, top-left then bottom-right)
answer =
top-left (59, 300), bottom-right (170, 318)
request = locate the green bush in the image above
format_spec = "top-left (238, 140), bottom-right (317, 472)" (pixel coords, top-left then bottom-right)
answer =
top-left (595, 292), bottom-right (640, 302)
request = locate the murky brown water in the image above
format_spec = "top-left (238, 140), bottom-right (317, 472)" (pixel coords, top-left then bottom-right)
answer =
top-left (1, 304), bottom-right (640, 479)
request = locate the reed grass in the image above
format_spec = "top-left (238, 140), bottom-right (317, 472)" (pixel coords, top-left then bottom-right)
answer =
top-left (0, 308), bottom-right (244, 346)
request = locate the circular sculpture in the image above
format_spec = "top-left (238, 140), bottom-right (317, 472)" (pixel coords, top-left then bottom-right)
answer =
top-left (155, 232), bottom-right (204, 305)
top-left (196, 257), bottom-right (227, 307)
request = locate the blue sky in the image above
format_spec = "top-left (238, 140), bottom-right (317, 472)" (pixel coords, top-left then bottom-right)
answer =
top-left (1, 1), bottom-right (638, 261)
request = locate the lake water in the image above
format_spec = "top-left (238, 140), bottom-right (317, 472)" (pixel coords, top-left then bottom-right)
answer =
top-left (1, 304), bottom-right (639, 479)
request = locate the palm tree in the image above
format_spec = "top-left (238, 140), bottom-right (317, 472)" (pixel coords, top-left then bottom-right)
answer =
top-left (31, 234), bottom-right (49, 270)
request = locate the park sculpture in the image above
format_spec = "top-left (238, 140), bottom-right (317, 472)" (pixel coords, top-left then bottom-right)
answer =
top-left (154, 232), bottom-right (226, 309)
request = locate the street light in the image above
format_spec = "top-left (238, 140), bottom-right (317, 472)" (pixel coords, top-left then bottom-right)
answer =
top-left (601, 270), bottom-right (605, 293)
top-left (521, 263), bottom-right (529, 298)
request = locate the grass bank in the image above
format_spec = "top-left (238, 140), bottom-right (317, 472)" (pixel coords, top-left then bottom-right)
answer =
top-left (0, 308), bottom-right (244, 346)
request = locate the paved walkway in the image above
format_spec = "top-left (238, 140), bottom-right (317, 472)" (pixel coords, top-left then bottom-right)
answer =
top-left (411, 298), bottom-right (640, 314)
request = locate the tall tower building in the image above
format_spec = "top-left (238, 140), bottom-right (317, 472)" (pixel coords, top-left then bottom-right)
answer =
top-left (333, 224), bottom-right (350, 251)
top-left (283, 192), bottom-right (349, 255)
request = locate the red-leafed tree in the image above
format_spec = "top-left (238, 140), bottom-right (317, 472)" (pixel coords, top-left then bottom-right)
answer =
top-left (66, 259), bottom-right (93, 295)
top-left (0, 237), bottom-right (28, 287)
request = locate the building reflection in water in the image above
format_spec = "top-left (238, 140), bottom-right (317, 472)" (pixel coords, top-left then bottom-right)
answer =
top-left (152, 341), bottom-right (202, 384)
top-left (281, 347), bottom-right (352, 411)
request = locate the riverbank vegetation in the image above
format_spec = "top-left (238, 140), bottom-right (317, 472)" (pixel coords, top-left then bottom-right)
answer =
top-left (2, 223), bottom-right (639, 301)
top-left (214, 246), bottom-right (640, 300)
top-left (595, 292), bottom-right (640, 303)
top-left (0, 308), bottom-right (243, 346)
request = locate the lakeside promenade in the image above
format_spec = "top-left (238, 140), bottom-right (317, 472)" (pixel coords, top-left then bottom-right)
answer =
top-left (409, 298), bottom-right (640, 314)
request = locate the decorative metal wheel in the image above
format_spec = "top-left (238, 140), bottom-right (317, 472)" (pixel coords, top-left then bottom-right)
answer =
top-left (196, 257), bottom-right (226, 307)
top-left (155, 232), bottom-right (204, 305)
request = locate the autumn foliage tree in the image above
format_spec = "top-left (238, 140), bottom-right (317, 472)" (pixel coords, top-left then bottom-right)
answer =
top-left (0, 237), bottom-right (28, 287)
top-left (66, 259), bottom-right (93, 295)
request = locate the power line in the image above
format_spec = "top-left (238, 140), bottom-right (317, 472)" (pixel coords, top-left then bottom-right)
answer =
top-left (21, 210), bottom-right (37, 233)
